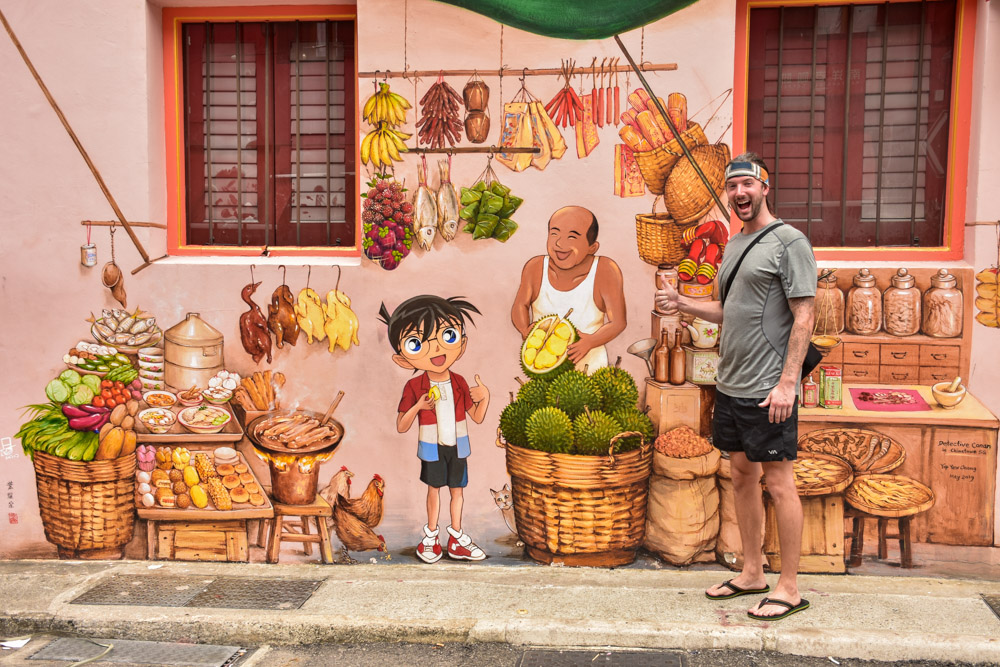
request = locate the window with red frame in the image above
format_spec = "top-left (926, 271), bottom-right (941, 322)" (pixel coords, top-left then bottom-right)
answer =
top-left (183, 20), bottom-right (355, 247)
top-left (746, 1), bottom-right (955, 248)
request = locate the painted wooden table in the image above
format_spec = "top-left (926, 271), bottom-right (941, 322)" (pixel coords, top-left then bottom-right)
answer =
top-left (799, 385), bottom-right (998, 547)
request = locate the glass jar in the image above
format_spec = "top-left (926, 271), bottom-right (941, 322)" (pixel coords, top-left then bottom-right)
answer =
top-left (922, 268), bottom-right (963, 337)
top-left (883, 268), bottom-right (921, 336)
top-left (814, 271), bottom-right (845, 335)
top-left (846, 268), bottom-right (882, 335)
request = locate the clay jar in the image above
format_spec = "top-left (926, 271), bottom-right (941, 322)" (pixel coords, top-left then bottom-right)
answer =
top-left (463, 80), bottom-right (489, 111)
top-left (464, 112), bottom-right (490, 144)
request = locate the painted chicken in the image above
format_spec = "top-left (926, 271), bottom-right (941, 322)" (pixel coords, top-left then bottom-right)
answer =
top-left (323, 289), bottom-right (360, 352)
top-left (319, 465), bottom-right (354, 509)
top-left (339, 474), bottom-right (385, 528)
top-left (436, 159), bottom-right (459, 242)
top-left (413, 159), bottom-right (438, 251)
top-left (295, 288), bottom-right (327, 344)
top-left (268, 284), bottom-right (300, 348)
top-left (239, 282), bottom-right (272, 364)
top-left (333, 494), bottom-right (388, 563)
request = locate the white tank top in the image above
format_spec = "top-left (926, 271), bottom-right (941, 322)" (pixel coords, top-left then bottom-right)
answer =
top-left (531, 256), bottom-right (609, 372)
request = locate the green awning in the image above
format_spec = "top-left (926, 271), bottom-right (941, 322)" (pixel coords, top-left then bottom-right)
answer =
top-left (433, 0), bottom-right (699, 40)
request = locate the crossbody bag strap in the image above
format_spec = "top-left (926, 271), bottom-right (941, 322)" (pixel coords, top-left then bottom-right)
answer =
top-left (720, 222), bottom-right (783, 304)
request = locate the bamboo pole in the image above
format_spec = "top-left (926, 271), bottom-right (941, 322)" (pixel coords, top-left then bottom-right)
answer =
top-left (1, 8), bottom-right (151, 264)
top-left (82, 220), bottom-right (167, 230)
top-left (360, 63), bottom-right (676, 79)
top-left (407, 146), bottom-right (539, 155)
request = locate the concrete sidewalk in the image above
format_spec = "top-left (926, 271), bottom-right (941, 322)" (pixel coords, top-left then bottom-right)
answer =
top-left (1, 559), bottom-right (999, 664)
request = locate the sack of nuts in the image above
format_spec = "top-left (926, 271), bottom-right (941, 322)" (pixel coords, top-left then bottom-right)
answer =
top-left (654, 426), bottom-right (713, 458)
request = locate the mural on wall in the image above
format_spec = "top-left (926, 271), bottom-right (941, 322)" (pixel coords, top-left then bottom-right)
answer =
top-left (381, 295), bottom-right (491, 563)
top-left (3, 0), bottom-right (996, 582)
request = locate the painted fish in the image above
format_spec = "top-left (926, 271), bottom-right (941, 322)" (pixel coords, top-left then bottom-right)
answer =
top-left (131, 331), bottom-right (155, 346)
top-left (92, 322), bottom-right (115, 341)
top-left (130, 317), bottom-right (153, 334)
top-left (102, 309), bottom-right (119, 328)
top-left (436, 159), bottom-right (459, 242)
top-left (116, 315), bottom-right (136, 332)
top-left (413, 159), bottom-right (438, 251)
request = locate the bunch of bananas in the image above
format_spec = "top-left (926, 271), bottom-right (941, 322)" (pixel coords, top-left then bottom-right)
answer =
top-left (361, 83), bottom-right (412, 170)
top-left (361, 124), bottom-right (411, 169)
top-left (975, 267), bottom-right (999, 327)
top-left (363, 82), bottom-right (412, 126)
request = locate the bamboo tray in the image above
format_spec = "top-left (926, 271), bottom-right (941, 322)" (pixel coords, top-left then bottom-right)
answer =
top-left (844, 474), bottom-right (935, 518)
top-left (797, 428), bottom-right (906, 474)
top-left (134, 397), bottom-right (243, 443)
top-left (763, 452), bottom-right (854, 497)
top-left (136, 448), bottom-right (273, 520)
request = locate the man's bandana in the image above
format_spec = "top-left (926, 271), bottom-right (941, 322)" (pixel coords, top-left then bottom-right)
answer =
top-left (725, 161), bottom-right (769, 185)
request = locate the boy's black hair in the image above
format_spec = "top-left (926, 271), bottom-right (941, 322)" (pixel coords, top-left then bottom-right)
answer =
top-left (378, 295), bottom-right (481, 354)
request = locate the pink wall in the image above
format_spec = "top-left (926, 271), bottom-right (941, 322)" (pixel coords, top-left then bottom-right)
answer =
top-left (1, 0), bottom-right (998, 557)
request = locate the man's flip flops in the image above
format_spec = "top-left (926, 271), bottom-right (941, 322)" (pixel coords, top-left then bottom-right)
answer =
top-left (705, 579), bottom-right (770, 600)
top-left (747, 597), bottom-right (810, 621)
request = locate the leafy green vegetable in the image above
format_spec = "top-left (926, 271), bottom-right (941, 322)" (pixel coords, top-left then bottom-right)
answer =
top-left (479, 192), bottom-right (503, 215)
top-left (81, 375), bottom-right (101, 395)
top-left (472, 181), bottom-right (488, 193)
top-left (68, 384), bottom-right (95, 406)
top-left (493, 218), bottom-right (519, 242)
top-left (460, 189), bottom-right (482, 206)
top-left (45, 380), bottom-right (70, 403)
top-left (473, 214), bottom-right (499, 239)
top-left (463, 222), bottom-right (476, 234)
top-left (59, 369), bottom-right (82, 387)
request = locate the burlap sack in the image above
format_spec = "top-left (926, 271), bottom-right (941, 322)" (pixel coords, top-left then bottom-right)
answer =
top-left (645, 449), bottom-right (720, 565)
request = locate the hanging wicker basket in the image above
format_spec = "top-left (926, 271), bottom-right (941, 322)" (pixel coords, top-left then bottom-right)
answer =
top-left (504, 432), bottom-right (653, 567)
top-left (633, 122), bottom-right (709, 195)
top-left (32, 451), bottom-right (136, 559)
top-left (635, 195), bottom-right (699, 267)
top-left (663, 142), bottom-right (731, 224)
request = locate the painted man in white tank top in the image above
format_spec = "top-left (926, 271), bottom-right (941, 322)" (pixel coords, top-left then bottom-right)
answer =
top-left (511, 206), bottom-right (627, 372)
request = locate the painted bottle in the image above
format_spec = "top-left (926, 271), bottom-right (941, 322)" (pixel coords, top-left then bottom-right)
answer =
top-left (669, 339), bottom-right (686, 386)
top-left (802, 374), bottom-right (819, 408)
top-left (653, 329), bottom-right (671, 383)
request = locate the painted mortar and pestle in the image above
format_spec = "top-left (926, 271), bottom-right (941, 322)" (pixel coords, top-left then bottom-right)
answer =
top-left (931, 376), bottom-right (967, 409)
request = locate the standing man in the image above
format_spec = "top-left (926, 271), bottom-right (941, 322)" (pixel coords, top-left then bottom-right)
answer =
top-left (655, 153), bottom-right (816, 621)
top-left (511, 205), bottom-right (627, 371)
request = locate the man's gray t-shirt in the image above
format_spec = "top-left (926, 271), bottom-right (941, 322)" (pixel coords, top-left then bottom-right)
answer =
top-left (715, 220), bottom-right (817, 399)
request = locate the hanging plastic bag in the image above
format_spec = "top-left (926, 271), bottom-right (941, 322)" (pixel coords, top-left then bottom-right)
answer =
top-left (527, 101), bottom-right (552, 171)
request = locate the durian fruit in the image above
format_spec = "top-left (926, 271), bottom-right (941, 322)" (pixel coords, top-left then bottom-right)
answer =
top-left (521, 313), bottom-right (577, 378)
top-left (545, 370), bottom-right (601, 420)
top-left (611, 408), bottom-right (654, 452)
top-left (525, 406), bottom-right (574, 453)
top-left (573, 409), bottom-right (622, 456)
top-left (591, 361), bottom-right (640, 413)
top-left (516, 376), bottom-right (549, 409)
top-left (499, 394), bottom-right (535, 447)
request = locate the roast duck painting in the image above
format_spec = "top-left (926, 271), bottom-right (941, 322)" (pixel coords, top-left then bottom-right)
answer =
top-left (239, 280), bottom-right (272, 364)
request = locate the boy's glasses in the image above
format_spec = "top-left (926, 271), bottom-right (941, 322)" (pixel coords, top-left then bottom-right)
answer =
top-left (400, 326), bottom-right (464, 357)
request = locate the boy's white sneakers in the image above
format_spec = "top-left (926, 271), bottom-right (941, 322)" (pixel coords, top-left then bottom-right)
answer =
top-left (416, 524), bottom-right (442, 563)
top-left (446, 525), bottom-right (486, 561)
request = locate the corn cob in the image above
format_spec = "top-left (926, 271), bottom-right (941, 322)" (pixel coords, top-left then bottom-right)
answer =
top-left (206, 477), bottom-right (232, 510)
top-left (194, 453), bottom-right (217, 480)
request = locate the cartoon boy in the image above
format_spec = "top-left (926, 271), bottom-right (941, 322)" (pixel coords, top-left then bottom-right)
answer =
top-left (379, 295), bottom-right (491, 563)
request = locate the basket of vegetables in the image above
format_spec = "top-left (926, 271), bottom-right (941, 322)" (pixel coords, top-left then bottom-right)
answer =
top-left (16, 366), bottom-right (142, 559)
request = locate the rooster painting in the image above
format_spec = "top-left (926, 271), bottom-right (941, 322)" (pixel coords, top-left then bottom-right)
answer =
top-left (321, 471), bottom-right (387, 563)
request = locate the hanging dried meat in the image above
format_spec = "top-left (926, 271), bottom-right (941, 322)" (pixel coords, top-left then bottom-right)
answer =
top-left (417, 75), bottom-right (464, 149)
top-left (544, 60), bottom-right (584, 129)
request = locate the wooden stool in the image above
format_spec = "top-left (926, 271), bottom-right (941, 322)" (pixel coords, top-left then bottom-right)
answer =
top-left (843, 474), bottom-right (934, 569)
top-left (261, 488), bottom-right (334, 564)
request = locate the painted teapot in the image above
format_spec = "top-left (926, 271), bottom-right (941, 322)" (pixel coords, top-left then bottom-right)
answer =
top-left (684, 317), bottom-right (719, 349)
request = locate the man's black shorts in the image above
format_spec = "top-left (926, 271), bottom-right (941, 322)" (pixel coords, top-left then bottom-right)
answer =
top-left (712, 390), bottom-right (798, 462)
top-left (420, 444), bottom-right (469, 488)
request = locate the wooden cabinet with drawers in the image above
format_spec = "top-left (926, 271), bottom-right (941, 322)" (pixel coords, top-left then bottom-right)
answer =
top-left (810, 267), bottom-right (973, 387)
